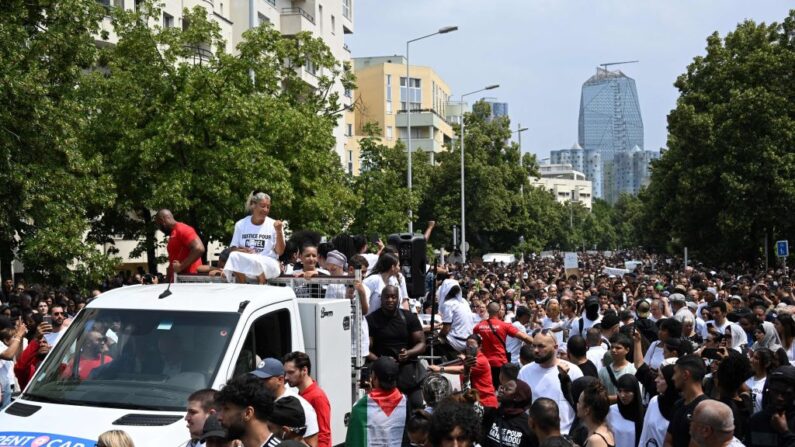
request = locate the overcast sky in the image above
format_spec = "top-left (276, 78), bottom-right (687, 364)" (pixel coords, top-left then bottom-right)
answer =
top-left (346, 1), bottom-right (791, 160)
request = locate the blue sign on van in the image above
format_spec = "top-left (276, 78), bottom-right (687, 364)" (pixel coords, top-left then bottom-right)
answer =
top-left (0, 432), bottom-right (96, 447)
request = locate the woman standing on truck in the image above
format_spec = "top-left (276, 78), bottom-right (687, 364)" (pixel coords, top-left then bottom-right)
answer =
top-left (223, 191), bottom-right (285, 284)
top-left (363, 253), bottom-right (408, 315)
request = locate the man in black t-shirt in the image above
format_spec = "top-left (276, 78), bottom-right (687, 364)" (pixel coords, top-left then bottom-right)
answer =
top-left (665, 355), bottom-right (710, 447)
top-left (365, 285), bottom-right (426, 408)
top-left (565, 335), bottom-right (598, 378)
top-left (482, 379), bottom-right (538, 447)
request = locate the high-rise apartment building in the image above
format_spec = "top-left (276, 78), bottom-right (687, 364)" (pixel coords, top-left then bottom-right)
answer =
top-left (97, 0), bottom-right (354, 163)
top-left (480, 97), bottom-right (509, 121)
top-left (578, 66), bottom-right (644, 203)
top-left (550, 143), bottom-right (602, 200)
top-left (614, 146), bottom-right (660, 196)
top-left (347, 55), bottom-right (454, 174)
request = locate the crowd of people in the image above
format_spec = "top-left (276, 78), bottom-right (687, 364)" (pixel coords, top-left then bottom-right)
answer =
top-left (2, 191), bottom-right (795, 447)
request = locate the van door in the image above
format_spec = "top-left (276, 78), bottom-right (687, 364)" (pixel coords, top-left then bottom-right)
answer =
top-left (223, 303), bottom-right (299, 381)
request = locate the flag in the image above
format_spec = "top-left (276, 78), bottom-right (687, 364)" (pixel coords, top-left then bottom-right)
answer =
top-left (345, 388), bottom-right (407, 447)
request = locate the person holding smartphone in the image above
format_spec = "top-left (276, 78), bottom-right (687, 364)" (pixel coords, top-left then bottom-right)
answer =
top-left (427, 334), bottom-right (498, 408)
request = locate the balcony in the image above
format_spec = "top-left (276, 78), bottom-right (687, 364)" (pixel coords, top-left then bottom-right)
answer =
top-left (401, 138), bottom-right (445, 153)
top-left (281, 7), bottom-right (315, 35)
top-left (395, 108), bottom-right (451, 132)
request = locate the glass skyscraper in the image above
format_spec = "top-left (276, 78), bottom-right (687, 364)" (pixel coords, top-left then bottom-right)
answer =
top-left (578, 67), bottom-right (644, 202)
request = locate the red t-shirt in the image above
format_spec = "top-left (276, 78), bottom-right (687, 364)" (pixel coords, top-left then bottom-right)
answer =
top-left (167, 222), bottom-right (202, 278)
top-left (64, 354), bottom-right (113, 380)
top-left (462, 352), bottom-right (497, 408)
top-left (473, 317), bottom-right (520, 367)
top-left (300, 380), bottom-right (331, 447)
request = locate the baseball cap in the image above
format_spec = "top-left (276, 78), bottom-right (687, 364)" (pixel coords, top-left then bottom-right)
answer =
top-left (270, 396), bottom-right (307, 435)
top-left (200, 414), bottom-right (227, 442)
top-left (372, 356), bottom-right (400, 386)
top-left (686, 301), bottom-right (698, 311)
top-left (729, 295), bottom-right (743, 302)
top-left (674, 284), bottom-right (688, 294)
top-left (249, 358), bottom-right (284, 379)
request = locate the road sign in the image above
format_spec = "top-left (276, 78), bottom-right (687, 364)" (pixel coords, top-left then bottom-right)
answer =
top-left (776, 240), bottom-right (789, 257)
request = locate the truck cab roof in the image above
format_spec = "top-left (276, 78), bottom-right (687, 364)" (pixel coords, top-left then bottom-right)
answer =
top-left (90, 283), bottom-right (297, 313)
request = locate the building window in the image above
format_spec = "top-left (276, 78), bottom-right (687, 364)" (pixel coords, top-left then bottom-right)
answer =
top-left (400, 77), bottom-right (421, 111)
top-left (342, 0), bottom-right (351, 19)
top-left (163, 12), bottom-right (174, 28)
top-left (386, 126), bottom-right (393, 141)
top-left (318, 4), bottom-right (323, 34)
top-left (331, 15), bottom-right (335, 34)
top-left (305, 59), bottom-right (317, 76)
top-left (346, 124), bottom-right (353, 137)
top-left (348, 150), bottom-right (354, 174)
top-left (386, 74), bottom-right (393, 114)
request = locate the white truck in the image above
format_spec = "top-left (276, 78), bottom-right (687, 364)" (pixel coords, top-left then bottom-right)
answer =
top-left (0, 276), bottom-right (361, 447)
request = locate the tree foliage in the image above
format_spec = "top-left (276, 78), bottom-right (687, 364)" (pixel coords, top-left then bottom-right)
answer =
top-left (0, 0), bottom-right (117, 288)
top-left (82, 3), bottom-right (357, 271)
top-left (420, 100), bottom-right (551, 255)
top-left (348, 123), bottom-right (432, 236)
top-left (641, 10), bottom-right (795, 263)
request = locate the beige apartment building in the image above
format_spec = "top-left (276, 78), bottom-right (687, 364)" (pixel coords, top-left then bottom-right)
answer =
top-left (345, 55), bottom-right (455, 174)
top-left (531, 164), bottom-right (594, 210)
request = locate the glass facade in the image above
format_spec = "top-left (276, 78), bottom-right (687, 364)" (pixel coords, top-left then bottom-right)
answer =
top-left (578, 67), bottom-right (644, 202)
top-left (550, 146), bottom-right (603, 200)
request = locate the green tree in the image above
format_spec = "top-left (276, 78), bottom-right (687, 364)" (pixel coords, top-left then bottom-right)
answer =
top-left (422, 100), bottom-right (551, 255)
top-left (349, 123), bottom-right (433, 237)
top-left (0, 0), bottom-right (117, 288)
top-left (641, 10), bottom-right (795, 263)
top-left (83, 3), bottom-right (357, 272)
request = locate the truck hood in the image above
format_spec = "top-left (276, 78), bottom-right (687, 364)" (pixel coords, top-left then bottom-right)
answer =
top-left (0, 398), bottom-right (190, 447)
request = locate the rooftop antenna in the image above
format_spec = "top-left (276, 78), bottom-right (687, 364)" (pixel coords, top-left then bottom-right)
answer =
top-left (598, 60), bottom-right (639, 73)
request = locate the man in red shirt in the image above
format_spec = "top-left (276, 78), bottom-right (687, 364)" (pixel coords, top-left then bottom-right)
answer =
top-left (156, 209), bottom-right (205, 280)
top-left (284, 351), bottom-right (331, 447)
top-left (474, 302), bottom-right (534, 389)
top-left (428, 333), bottom-right (498, 408)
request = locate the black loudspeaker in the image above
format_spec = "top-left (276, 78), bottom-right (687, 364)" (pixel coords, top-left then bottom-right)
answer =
top-left (387, 233), bottom-right (426, 298)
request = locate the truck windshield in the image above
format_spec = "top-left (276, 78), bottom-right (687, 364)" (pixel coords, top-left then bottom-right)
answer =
top-left (24, 308), bottom-right (239, 411)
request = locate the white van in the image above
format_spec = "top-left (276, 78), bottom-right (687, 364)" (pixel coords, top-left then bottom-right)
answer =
top-left (0, 280), bottom-right (357, 447)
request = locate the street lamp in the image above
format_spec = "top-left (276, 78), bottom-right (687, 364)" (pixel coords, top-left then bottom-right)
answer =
top-left (405, 26), bottom-right (458, 234)
top-left (460, 84), bottom-right (499, 262)
top-left (514, 124), bottom-right (529, 194)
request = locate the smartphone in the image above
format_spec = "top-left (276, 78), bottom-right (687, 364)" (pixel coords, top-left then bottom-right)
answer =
top-left (465, 345), bottom-right (477, 358)
top-left (701, 348), bottom-right (722, 360)
top-left (42, 315), bottom-right (52, 325)
top-left (369, 234), bottom-right (380, 245)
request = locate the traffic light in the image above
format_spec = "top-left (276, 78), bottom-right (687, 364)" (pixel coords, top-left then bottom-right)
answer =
top-left (387, 233), bottom-right (426, 298)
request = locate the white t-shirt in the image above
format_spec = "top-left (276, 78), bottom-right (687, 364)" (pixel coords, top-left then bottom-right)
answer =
top-left (517, 360), bottom-right (583, 434)
top-left (440, 298), bottom-right (477, 353)
top-left (362, 253), bottom-right (379, 275)
top-left (644, 340), bottom-right (665, 370)
top-left (0, 341), bottom-right (13, 386)
top-left (230, 216), bottom-right (278, 259)
top-left (506, 321), bottom-right (528, 365)
top-left (363, 274), bottom-right (407, 315)
top-left (638, 396), bottom-right (669, 447)
top-left (607, 404), bottom-right (635, 447)
top-left (586, 345), bottom-right (608, 369)
top-left (281, 386), bottom-right (319, 437)
top-left (745, 376), bottom-right (766, 414)
top-left (542, 317), bottom-right (565, 348)
top-left (575, 314), bottom-right (601, 337)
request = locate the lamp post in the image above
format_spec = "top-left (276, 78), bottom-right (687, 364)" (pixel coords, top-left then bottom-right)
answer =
top-left (460, 84), bottom-right (499, 263)
top-left (514, 123), bottom-right (528, 194)
top-left (405, 25), bottom-right (458, 234)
